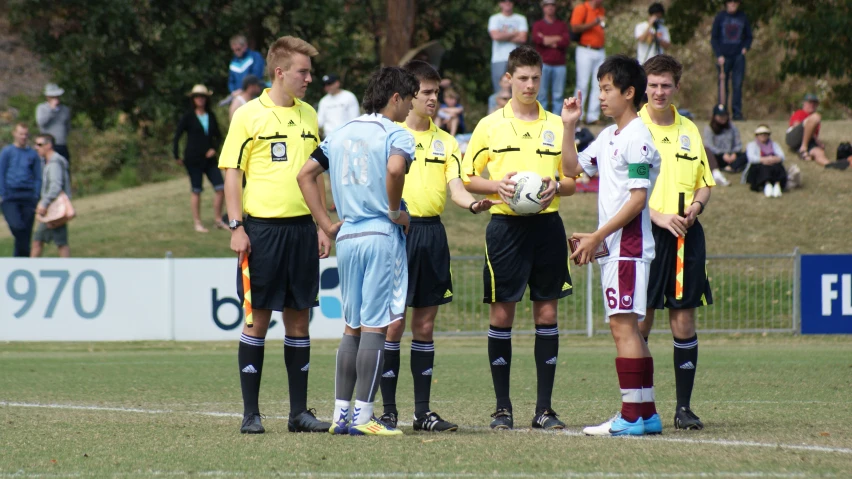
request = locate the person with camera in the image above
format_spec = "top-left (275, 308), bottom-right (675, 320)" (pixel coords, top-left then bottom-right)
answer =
top-left (635, 3), bottom-right (671, 62)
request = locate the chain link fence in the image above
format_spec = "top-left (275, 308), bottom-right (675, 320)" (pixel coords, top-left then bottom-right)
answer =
top-left (437, 250), bottom-right (799, 336)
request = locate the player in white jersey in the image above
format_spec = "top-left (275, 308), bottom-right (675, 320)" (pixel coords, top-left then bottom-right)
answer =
top-left (297, 67), bottom-right (420, 437)
top-left (560, 55), bottom-right (663, 436)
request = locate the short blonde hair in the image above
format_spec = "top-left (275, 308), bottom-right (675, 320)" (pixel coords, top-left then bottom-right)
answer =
top-left (266, 36), bottom-right (318, 77)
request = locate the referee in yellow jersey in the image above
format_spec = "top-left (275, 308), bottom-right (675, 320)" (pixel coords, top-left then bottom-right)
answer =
top-left (462, 46), bottom-right (576, 430)
top-left (639, 54), bottom-right (715, 431)
top-left (375, 61), bottom-right (496, 433)
top-left (219, 36), bottom-right (331, 435)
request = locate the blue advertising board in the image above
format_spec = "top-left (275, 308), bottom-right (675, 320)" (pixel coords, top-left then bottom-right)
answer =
top-left (801, 254), bottom-right (852, 334)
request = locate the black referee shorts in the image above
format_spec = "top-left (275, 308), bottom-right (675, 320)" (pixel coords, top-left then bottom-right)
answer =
top-left (647, 220), bottom-right (713, 310)
top-left (406, 216), bottom-right (453, 308)
top-left (483, 212), bottom-right (572, 303)
top-left (236, 215), bottom-right (319, 312)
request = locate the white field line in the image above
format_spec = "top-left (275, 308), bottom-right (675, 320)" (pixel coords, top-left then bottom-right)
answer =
top-left (2, 401), bottom-right (851, 456)
top-left (0, 470), bottom-right (837, 478)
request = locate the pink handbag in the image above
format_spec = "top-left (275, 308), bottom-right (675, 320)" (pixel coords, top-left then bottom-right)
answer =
top-left (38, 191), bottom-right (76, 229)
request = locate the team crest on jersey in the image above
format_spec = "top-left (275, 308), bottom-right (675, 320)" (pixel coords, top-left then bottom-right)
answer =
top-left (611, 148), bottom-right (619, 158)
top-left (431, 139), bottom-right (445, 157)
top-left (640, 144), bottom-right (650, 157)
top-left (679, 135), bottom-right (691, 152)
top-left (271, 142), bottom-right (288, 162)
top-left (542, 130), bottom-right (555, 148)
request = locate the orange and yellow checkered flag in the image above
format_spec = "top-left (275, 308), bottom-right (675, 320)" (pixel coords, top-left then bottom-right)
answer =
top-left (240, 254), bottom-right (253, 328)
top-left (675, 193), bottom-right (685, 300)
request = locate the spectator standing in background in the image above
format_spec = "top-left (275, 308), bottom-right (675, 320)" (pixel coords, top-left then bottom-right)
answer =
top-left (703, 104), bottom-right (746, 177)
top-left (316, 74), bottom-right (360, 137)
top-left (635, 3), bottom-right (671, 62)
top-left (786, 93), bottom-right (829, 166)
top-left (711, 0), bottom-right (752, 121)
top-left (36, 83), bottom-right (72, 164)
top-left (570, 0), bottom-right (606, 125)
top-left (229, 75), bottom-right (263, 121)
top-left (228, 35), bottom-right (266, 98)
top-left (532, 0), bottom-right (570, 114)
top-left (173, 84), bottom-right (225, 233)
top-left (31, 134), bottom-right (71, 258)
top-left (488, 1), bottom-right (528, 94)
top-left (744, 125), bottom-right (786, 198)
top-left (0, 123), bottom-right (42, 257)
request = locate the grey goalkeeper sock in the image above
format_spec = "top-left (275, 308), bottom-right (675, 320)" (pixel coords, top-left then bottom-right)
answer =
top-left (355, 332), bottom-right (386, 404)
top-left (335, 334), bottom-right (360, 401)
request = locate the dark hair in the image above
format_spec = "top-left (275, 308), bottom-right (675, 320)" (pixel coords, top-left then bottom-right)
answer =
top-left (506, 45), bottom-right (542, 76)
top-left (361, 67), bottom-right (420, 114)
top-left (241, 74), bottom-right (262, 90)
top-left (36, 133), bottom-right (55, 146)
top-left (642, 54), bottom-right (682, 86)
top-left (648, 2), bottom-right (665, 15)
top-left (709, 114), bottom-right (731, 135)
top-left (190, 93), bottom-right (210, 112)
top-left (403, 60), bottom-right (441, 84)
top-left (597, 54), bottom-right (647, 109)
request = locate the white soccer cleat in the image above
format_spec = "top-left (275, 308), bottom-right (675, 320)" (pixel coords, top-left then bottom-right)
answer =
top-left (583, 412), bottom-right (644, 436)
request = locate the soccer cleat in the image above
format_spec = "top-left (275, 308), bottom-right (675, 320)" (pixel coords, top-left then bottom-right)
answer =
top-left (531, 407), bottom-right (565, 430)
top-left (377, 411), bottom-right (398, 429)
top-left (490, 408), bottom-right (514, 430)
top-left (349, 417), bottom-right (404, 436)
top-left (288, 408), bottom-right (332, 433)
top-left (329, 418), bottom-right (350, 435)
top-left (674, 406), bottom-right (704, 430)
top-left (643, 413), bottom-right (663, 435)
top-left (240, 413), bottom-right (265, 434)
top-left (583, 413), bottom-right (644, 436)
top-left (413, 411), bottom-right (458, 432)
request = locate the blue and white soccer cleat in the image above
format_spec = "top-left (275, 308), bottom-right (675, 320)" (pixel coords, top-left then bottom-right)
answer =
top-left (329, 418), bottom-right (350, 435)
top-left (643, 413), bottom-right (662, 435)
top-left (583, 413), bottom-right (644, 436)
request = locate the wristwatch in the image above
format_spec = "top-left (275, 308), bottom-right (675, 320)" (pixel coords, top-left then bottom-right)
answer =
top-left (228, 219), bottom-right (243, 231)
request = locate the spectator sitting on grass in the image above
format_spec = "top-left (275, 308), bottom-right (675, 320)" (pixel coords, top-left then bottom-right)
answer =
top-left (703, 104), bottom-right (746, 175)
top-left (488, 75), bottom-right (512, 114)
top-left (436, 88), bottom-right (465, 136)
top-left (744, 124), bottom-right (786, 198)
top-left (785, 93), bottom-right (829, 166)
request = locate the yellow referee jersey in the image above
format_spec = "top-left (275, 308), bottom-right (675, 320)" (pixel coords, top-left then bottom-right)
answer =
top-left (398, 119), bottom-right (462, 217)
top-left (462, 100), bottom-right (565, 216)
top-left (219, 89), bottom-right (320, 218)
top-left (639, 104), bottom-right (715, 215)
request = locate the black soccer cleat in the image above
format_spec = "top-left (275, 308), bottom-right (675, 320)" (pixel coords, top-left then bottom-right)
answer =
top-left (377, 411), bottom-right (398, 429)
top-left (674, 406), bottom-right (704, 430)
top-left (490, 407), bottom-right (514, 430)
top-left (288, 408), bottom-right (331, 433)
top-left (240, 412), bottom-right (265, 434)
top-left (413, 411), bottom-right (459, 432)
top-left (531, 407), bottom-right (565, 430)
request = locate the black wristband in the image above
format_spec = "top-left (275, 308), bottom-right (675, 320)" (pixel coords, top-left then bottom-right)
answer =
top-left (691, 200), bottom-right (705, 215)
top-left (469, 201), bottom-right (479, 214)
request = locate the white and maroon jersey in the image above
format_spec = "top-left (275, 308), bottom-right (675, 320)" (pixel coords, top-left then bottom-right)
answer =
top-left (577, 117), bottom-right (661, 264)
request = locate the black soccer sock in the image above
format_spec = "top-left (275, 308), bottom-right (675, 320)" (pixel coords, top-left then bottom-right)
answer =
top-left (380, 341), bottom-right (401, 414)
top-left (534, 323), bottom-right (559, 411)
top-left (673, 334), bottom-right (699, 408)
top-left (488, 326), bottom-right (513, 411)
top-left (284, 335), bottom-right (311, 418)
top-left (410, 340), bottom-right (435, 416)
top-left (238, 333), bottom-right (265, 415)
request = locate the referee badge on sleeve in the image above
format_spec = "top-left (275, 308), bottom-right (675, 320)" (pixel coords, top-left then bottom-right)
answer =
top-left (271, 142), bottom-right (288, 162)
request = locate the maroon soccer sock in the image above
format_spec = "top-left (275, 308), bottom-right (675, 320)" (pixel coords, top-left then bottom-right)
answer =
top-left (641, 356), bottom-right (658, 420)
top-left (615, 357), bottom-right (644, 423)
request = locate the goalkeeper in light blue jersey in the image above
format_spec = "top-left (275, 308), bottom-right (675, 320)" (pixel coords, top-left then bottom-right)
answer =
top-left (297, 66), bottom-right (419, 436)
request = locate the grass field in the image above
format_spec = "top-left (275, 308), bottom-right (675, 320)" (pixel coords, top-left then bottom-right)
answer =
top-left (2, 336), bottom-right (851, 478)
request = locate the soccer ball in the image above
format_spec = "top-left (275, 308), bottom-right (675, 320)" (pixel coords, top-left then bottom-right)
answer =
top-left (507, 171), bottom-right (547, 215)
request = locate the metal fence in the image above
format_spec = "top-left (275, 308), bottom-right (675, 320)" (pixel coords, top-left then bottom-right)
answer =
top-left (437, 250), bottom-right (799, 336)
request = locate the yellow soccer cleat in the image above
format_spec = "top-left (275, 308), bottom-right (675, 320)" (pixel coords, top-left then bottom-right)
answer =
top-left (349, 418), bottom-right (403, 436)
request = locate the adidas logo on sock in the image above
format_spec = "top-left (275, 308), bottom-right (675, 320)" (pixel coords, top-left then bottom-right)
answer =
top-left (443, 289), bottom-right (453, 298)
top-left (545, 357), bottom-right (557, 365)
top-left (288, 120), bottom-right (296, 126)
top-left (522, 132), bottom-right (532, 139)
top-left (491, 357), bottom-right (508, 366)
top-left (241, 365), bottom-right (258, 374)
top-left (300, 363), bottom-right (310, 372)
top-left (679, 361), bottom-right (695, 370)
top-left (422, 368), bottom-right (433, 376)
top-left (382, 370), bottom-right (396, 378)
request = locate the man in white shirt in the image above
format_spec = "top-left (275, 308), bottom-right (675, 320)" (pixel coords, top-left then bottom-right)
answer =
top-left (634, 3), bottom-right (671, 62)
top-left (488, 1), bottom-right (528, 93)
top-left (316, 74), bottom-right (361, 137)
